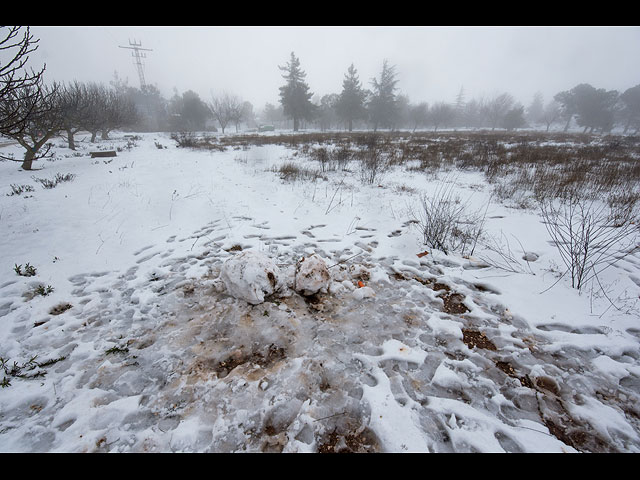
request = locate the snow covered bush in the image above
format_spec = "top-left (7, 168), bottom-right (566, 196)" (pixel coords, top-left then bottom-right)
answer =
top-left (220, 250), bottom-right (281, 305)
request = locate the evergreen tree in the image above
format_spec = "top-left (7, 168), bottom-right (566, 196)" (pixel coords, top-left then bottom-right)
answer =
top-left (168, 90), bottom-right (210, 132)
top-left (278, 52), bottom-right (315, 132)
top-left (453, 86), bottom-right (466, 127)
top-left (526, 91), bottom-right (544, 126)
top-left (368, 59), bottom-right (399, 131)
top-left (335, 63), bottom-right (367, 132)
top-left (502, 104), bottom-right (526, 131)
top-left (559, 83), bottom-right (619, 134)
top-left (620, 84), bottom-right (640, 134)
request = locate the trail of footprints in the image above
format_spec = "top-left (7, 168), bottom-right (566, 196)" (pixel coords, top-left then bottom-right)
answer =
top-left (3, 217), bottom-right (640, 452)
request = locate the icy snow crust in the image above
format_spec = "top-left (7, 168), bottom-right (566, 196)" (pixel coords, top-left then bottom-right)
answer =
top-left (1, 133), bottom-right (639, 452)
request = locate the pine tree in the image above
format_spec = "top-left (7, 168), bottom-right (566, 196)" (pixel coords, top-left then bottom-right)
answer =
top-left (526, 91), bottom-right (544, 126)
top-left (278, 52), bottom-right (315, 132)
top-left (335, 63), bottom-right (367, 132)
top-left (454, 86), bottom-right (466, 127)
top-left (368, 60), bottom-right (399, 131)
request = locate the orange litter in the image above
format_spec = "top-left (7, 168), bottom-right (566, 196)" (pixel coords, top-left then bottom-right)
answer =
top-left (358, 280), bottom-right (365, 288)
top-left (416, 251), bottom-right (429, 258)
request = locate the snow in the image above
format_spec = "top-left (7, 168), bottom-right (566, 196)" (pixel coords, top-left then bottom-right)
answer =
top-left (220, 250), bottom-right (281, 305)
top-left (294, 254), bottom-right (330, 296)
top-left (0, 131), bottom-right (639, 452)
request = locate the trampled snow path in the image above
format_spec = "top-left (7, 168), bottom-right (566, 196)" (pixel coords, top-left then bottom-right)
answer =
top-left (1, 133), bottom-right (639, 452)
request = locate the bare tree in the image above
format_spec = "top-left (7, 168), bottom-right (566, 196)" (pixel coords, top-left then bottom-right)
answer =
top-left (209, 92), bottom-right (243, 134)
top-left (82, 82), bottom-right (108, 142)
top-left (409, 102), bottom-right (428, 132)
top-left (430, 102), bottom-right (455, 132)
top-left (541, 100), bottom-right (561, 132)
top-left (100, 87), bottom-right (138, 139)
top-left (58, 81), bottom-right (91, 150)
top-left (1, 82), bottom-right (64, 170)
top-left (228, 95), bottom-right (245, 133)
top-left (0, 26), bottom-right (47, 137)
top-left (485, 93), bottom-right (514, 130)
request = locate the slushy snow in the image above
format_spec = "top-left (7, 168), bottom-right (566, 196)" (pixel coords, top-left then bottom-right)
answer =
top-left (0, 131), bottom-right (639, 453)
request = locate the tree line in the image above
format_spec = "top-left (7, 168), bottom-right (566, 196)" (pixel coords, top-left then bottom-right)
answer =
top-left (2, 28), bottom-right (640, 172)
top-left (276, 52), bottom-right (640, 136)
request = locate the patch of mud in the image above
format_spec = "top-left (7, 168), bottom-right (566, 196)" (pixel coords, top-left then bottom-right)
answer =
top-left (439, 292), bottom-right (469, 315)
top-left (462, 329), bottom-right (497, 351)
top-left (391, 272), bottom-right (470, 315)
top-left (317, 427), bottom-right (380, 453)
top-left (213, 343), bottom-right (287, 379)
top-left (49, 303), bottom-right (73, 315)
top-left (495, 360), bottom-right (533, 388)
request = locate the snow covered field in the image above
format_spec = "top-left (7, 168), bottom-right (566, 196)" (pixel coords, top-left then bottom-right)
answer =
top-left (1, 131), bottom-right (639, 452)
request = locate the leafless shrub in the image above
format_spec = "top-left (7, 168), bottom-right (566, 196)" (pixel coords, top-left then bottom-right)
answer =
top-left (540, 196), bottom-right (639, 290)
top-left (310, 146), bottom-right (332, 173)
top-left (31, 172), bottom-right (75, 189)
top-left (477, 232), bottom-right (535, 274)
top-left (7, 183), bottom-right (35, 196)
top-left (170, 132), bottom-right (198, 148)
top-left (272, 162), bottom-right (322, 183)
top-left (411, 178), bottom-right (488, 256)
top-left (356, 134), bottom-right (389, 185)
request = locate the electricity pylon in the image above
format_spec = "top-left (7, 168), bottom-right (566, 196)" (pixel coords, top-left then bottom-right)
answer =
top-left (118, 39), bottom-right (153, 89)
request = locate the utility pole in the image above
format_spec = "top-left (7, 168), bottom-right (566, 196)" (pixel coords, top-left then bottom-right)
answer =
top-left (118, 39), bottom-right (152, 89)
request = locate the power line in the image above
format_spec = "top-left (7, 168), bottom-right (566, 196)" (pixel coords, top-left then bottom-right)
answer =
top-left (118, 39), bottom-right (153, 89)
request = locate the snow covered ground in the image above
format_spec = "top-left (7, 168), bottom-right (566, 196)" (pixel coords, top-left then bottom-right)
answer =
top-left (0, 131), bottom-right (639, 452)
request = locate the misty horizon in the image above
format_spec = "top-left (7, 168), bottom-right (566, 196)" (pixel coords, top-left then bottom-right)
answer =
top-left (26, 26), bottom-right (640, 111)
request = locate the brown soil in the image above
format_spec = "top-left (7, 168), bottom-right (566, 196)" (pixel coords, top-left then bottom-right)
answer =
top-left (462, 329), bottom-right (497, 351)
top-left (439, 292), bottom-right (470, 314)
top-left (214, 343), bottom-right (287, 378)
top-left (317, 428), bottom-right (380, 453)
top-left (49, 302), bottom-right (73, 315)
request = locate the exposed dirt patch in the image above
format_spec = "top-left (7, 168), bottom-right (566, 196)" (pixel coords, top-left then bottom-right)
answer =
top-left (49, 302), bottom-right (73, 315)
top-left (543, 417), bottom-right (612, 453)
top-left (392, 272), bottom-right (470, 314)
top-left (462, 329), bottom-right (497, 351)
top-left (215, 343), bottom-right (287, 378)
top-left (495, 360), bottom-right (534, 388)
top-left (317, 427), bottom-right (380, 453)
top-left (302, 292), bottom-right (325, 311)
top-left (438, 292), bottom-right (470, 314)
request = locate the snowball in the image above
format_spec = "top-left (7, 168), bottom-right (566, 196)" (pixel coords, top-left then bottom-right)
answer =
top-left (220, 250), bottom-right (280, 305)
top-left (294, 254), bottom-right (330, 296)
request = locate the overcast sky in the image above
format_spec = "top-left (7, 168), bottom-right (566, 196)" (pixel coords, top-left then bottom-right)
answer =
top-left (26, 26), bottom-right (640, 110)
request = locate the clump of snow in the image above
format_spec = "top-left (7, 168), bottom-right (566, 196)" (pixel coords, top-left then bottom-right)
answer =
top-left (220, 250), bottom-right (281, 305)
top-left (352, 285), bottom-right (375, 300)
top-left (294, 254), bottom-right (330, 296)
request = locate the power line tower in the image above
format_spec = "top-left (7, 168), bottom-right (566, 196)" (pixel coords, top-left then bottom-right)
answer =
top-left (118, 39), bottom-right (153, 89)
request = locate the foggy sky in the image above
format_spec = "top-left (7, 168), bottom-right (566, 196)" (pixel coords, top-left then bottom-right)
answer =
top-left (26, 26), bottom-right (640, 110)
